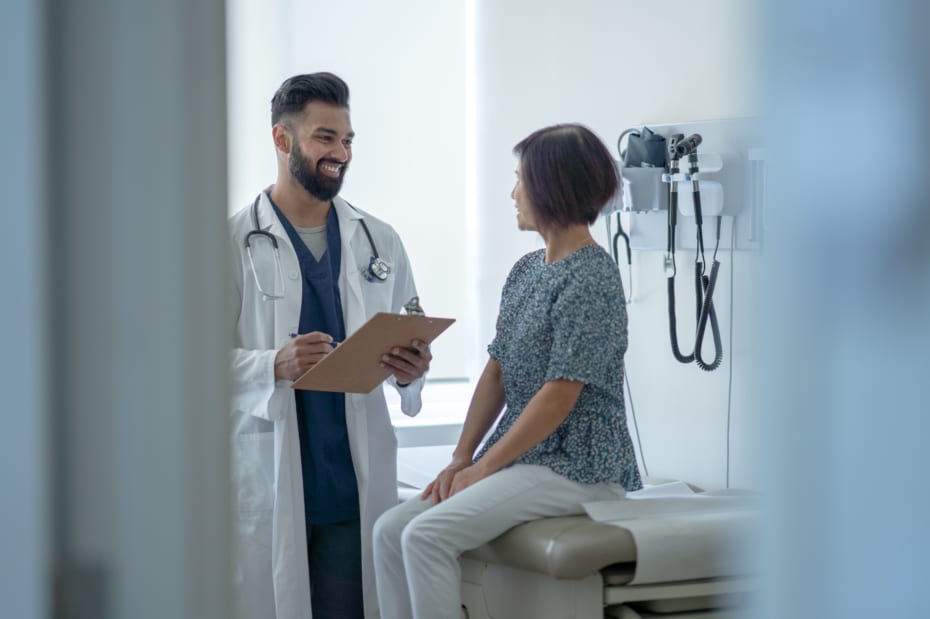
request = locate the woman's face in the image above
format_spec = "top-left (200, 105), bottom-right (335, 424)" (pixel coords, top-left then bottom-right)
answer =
top-left (511, 164), bottom-right (538, 232)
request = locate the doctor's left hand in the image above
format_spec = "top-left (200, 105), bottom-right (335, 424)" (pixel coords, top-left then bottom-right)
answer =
top-left (380, 339), bottom-right (432, 386)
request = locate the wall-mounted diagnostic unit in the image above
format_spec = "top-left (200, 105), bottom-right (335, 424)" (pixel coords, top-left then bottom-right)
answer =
top-left (604, 118), bottom-right (765, 372)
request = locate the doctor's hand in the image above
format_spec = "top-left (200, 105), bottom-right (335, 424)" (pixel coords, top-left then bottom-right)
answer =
top-left (421, 456), bottom-right (471, 505)
top-left (274, 332), bottom-right (337, 381)
top-left (380, 339), bottom-right (432, 386)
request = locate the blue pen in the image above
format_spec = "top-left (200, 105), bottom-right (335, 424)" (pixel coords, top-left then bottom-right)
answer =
top-left (289, 333), bottom-right (339, 347)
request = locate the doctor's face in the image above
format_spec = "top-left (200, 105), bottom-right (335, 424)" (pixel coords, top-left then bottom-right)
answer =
top-left (511, 164), bottom-right (538, 232)
top-left (286, 102), bottom-right (354, 201)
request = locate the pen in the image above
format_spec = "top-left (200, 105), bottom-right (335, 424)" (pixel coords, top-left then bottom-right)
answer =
top-left (289, 333), bottom-right (340, 347)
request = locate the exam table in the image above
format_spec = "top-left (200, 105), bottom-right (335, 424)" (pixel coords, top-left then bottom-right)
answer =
top-left (396, 445), bottom-right (755, 618)
top-left (457, 487), bottom-right (756, 619)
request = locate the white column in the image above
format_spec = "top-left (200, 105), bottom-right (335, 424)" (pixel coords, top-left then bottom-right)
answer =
top-left (42, 1), bottom-right (231, 617)
top-left (0, 0), bottom-right (48, 617)
top-left (761, 1), bottom-right (930, 617)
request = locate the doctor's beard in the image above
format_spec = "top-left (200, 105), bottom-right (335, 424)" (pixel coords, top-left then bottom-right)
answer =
top-left (288, 141), bottom-right (345, 202)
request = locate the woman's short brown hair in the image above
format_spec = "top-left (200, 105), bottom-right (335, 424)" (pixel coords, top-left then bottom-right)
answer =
top-left (513, 123), bottom-right (618, 229)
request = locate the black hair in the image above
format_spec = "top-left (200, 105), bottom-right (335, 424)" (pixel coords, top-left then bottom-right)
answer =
top-left (513, 123), bottom-right (618, 228)
top-left (270, 72), bottom-right (350, 126)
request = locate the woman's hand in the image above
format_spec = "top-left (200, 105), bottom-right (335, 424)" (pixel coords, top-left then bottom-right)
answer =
top-left (421, 457), bottom-right (471, 505)
top-left (448, 463), bottom-right (492, 498)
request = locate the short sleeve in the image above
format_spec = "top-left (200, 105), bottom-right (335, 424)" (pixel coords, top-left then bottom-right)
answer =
top-left (487, 329), bottom-right (503, 362)
top-left (545, 260), bottom-right (627, 391)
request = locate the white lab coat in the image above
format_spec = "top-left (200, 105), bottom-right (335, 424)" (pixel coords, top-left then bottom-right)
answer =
top-left (229, 193), bottom-right (422, 619)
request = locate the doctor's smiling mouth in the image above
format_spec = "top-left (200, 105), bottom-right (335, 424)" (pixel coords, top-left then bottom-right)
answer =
top-left (319, 159), bottom-right (345, 178)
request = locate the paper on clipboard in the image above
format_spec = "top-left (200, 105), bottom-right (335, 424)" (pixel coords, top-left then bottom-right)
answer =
top-left (291, 312), bottom-right (455, 393)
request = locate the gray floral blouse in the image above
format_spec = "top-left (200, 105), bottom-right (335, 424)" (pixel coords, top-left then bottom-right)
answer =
top-left (474, 245), bottom-right (642, 490)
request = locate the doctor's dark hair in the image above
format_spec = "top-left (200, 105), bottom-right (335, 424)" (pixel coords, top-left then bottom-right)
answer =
top-left (271, 72), bottom-right (350, 126)
top-left (513, 124), bottom-right (618, 229)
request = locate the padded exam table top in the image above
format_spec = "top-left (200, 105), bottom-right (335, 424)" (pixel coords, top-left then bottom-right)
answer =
top-left (462, 515), bottom-right (638, 584)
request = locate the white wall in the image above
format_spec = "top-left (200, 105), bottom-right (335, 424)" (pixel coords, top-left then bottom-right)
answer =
top-left (228, 0), bottom-right (761, 489)
top-left (473, 0), bottom-right (760, 490)
top-left (227, 0), bottom-right (470, 379)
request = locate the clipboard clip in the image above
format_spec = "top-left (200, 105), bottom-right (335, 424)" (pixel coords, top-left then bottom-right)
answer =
top-left (403, 296), bottom-right (424, 316)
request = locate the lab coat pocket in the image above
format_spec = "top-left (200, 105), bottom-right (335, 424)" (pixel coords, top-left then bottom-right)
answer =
top-left (233, 432), bottom-right (275, 518)
top-left (358, 263), bottom-right (395, 314)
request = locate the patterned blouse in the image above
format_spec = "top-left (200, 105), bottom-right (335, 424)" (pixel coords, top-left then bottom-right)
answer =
top-left (474, 245), bottom-right (642, 490)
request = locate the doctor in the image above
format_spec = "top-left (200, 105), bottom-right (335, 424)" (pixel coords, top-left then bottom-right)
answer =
top-left (229, 72), bottom-right (431, 619)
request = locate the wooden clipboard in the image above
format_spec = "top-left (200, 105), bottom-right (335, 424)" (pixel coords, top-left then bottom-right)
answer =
top-left (291, 312), bottom-right (455, 393)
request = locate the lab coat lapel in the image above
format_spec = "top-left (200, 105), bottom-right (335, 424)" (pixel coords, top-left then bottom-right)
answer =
top-left (257, 192), bottom-right (301, 343)
top-left (255, 191), bottom-right (290, 245)
top-left (333, 197), bottom-right (371, 497)
top-left (334, 197), bottom-right (366, 335)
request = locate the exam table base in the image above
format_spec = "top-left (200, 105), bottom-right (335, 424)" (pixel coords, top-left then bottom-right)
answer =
top-left (459, 558), bottom-right (754, 619)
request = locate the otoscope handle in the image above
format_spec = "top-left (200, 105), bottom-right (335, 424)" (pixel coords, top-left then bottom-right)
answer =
top-left (692, 187), bottom-right (703, 227)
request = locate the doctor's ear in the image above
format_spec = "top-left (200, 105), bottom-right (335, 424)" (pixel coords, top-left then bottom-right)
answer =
top-left (272, 124), bottom-right (292, 154)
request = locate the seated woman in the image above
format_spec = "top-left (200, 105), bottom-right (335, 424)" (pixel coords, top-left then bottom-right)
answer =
top-left (372, 123), bottom-right (643, 619)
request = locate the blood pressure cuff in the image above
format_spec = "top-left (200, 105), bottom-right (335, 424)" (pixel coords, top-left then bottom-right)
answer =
top-left (619, 126), bottom-right (666, 168)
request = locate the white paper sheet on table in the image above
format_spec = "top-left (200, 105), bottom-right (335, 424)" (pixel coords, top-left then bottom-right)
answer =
top-left (583, 482), bottom-right (759, 585)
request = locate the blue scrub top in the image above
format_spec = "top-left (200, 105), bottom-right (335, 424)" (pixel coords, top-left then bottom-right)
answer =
top-left (270, 196), bottom-right (359, 524)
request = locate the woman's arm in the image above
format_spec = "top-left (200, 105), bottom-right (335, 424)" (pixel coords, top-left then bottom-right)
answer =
top-left (453, 359), bottom-right (507, 461)
top-left (448, 379), bottom-right (583, 497)
top-left (422, 358), bottom-right (506, 503)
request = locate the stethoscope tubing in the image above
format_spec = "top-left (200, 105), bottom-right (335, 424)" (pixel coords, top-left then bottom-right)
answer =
top-left (244, 193), bottom-right (391, 300)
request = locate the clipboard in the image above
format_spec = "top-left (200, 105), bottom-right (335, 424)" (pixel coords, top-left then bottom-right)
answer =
top-left (291, 312), bottom-right (455, 393)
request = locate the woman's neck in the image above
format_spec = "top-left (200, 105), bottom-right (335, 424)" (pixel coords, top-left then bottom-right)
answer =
top-left (542, 224), bottom-right (596, 263)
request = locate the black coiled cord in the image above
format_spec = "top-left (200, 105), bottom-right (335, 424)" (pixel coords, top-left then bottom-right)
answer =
top-left (694, 261), bottom-right (723, 371)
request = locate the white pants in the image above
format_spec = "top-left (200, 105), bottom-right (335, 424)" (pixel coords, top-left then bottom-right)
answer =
top-left (372, 464), bottom-right (625, 619)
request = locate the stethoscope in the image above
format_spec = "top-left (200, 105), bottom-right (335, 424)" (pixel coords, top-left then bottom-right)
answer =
top-left (244, 193), bottom-right (391, 301)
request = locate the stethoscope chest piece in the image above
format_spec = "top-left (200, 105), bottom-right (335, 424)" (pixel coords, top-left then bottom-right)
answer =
top-left (366, 256), bottom-right (391, 282)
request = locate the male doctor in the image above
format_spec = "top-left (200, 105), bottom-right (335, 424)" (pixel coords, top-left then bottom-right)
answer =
top-left (229, 73), bottom-right (431, 619)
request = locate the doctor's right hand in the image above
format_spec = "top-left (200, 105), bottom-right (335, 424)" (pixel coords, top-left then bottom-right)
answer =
top-left (274, 332), bottom-right (337, 381)
top-left (421, 456), bottom-right (472, 505)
